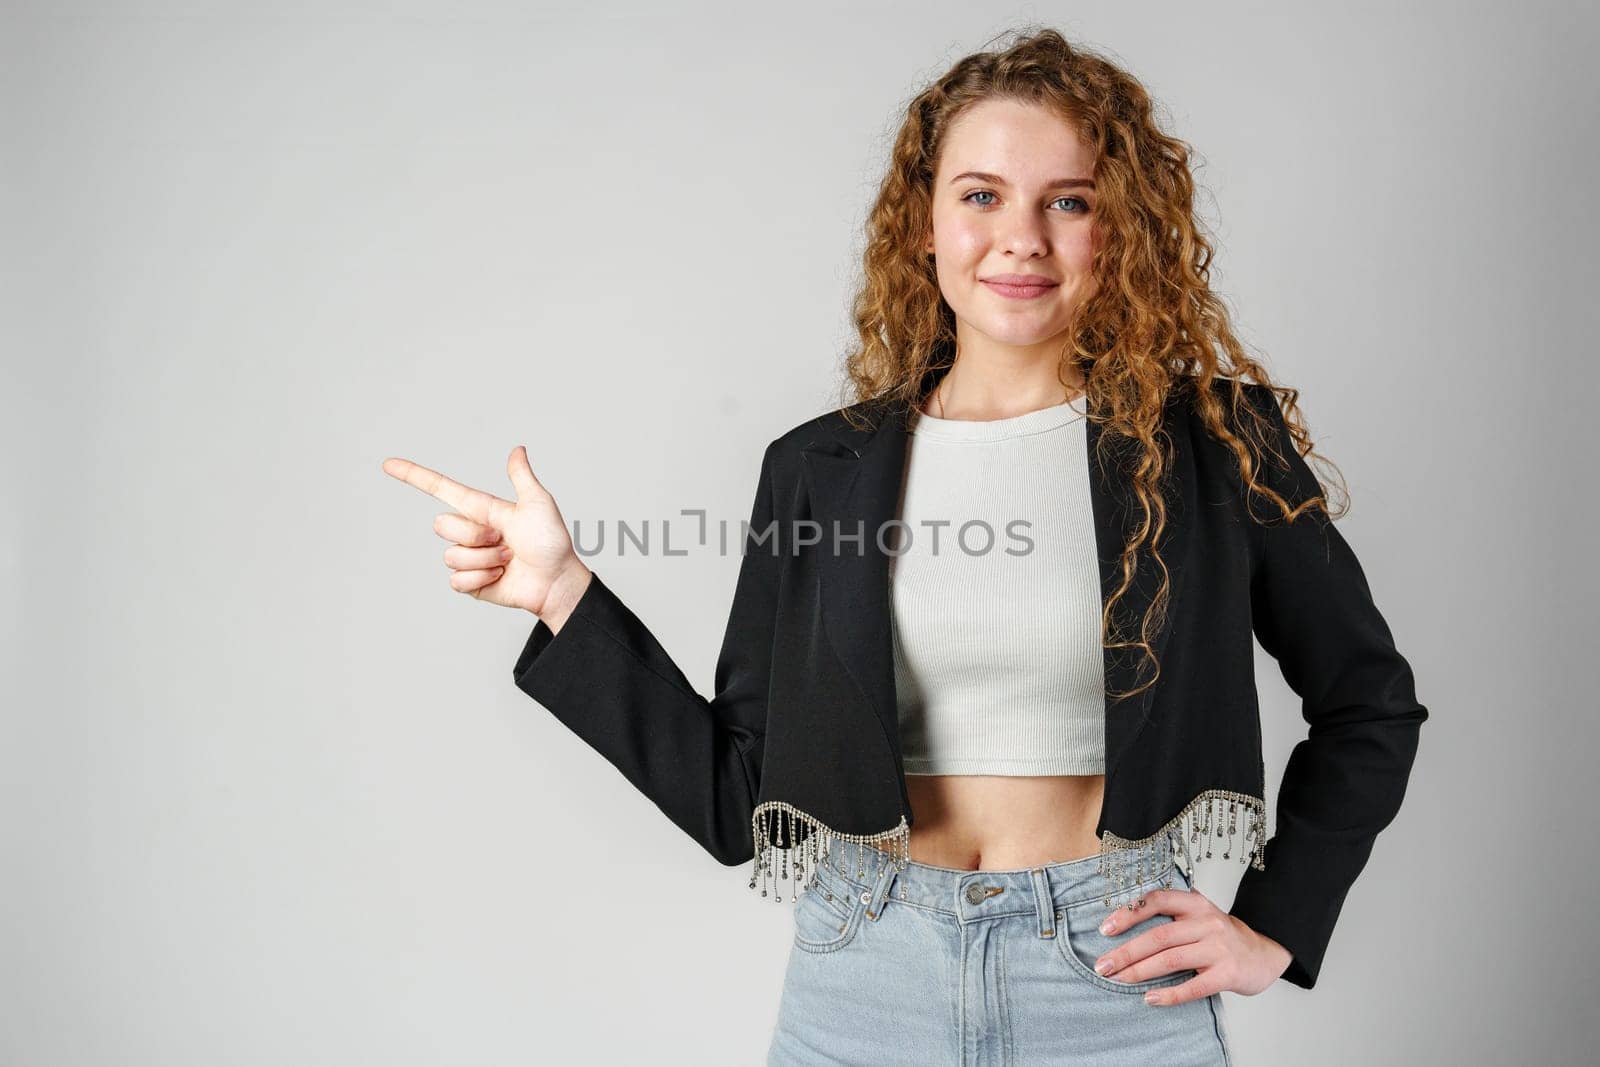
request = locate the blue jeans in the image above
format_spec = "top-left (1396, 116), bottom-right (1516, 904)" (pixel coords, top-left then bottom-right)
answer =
top-left (767, 838), bottom-right (1233, 1066)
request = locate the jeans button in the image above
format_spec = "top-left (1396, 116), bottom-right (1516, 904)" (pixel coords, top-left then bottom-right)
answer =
top-left (964, 883), bottom-right (986, 905)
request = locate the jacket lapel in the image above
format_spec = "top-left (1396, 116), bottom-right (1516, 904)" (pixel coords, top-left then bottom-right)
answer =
top-left (800, 402), bottom-right (911, 755)
top-left (1083, 411), bottom-right (1193, 768)
top-left (799, 397), bottom-right (1191, 773)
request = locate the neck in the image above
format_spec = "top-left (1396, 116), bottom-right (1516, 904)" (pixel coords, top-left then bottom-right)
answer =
top-left (927, 325), bottom-right (1086, 420)
top-left (928, 361), bottom-right (1086, 421)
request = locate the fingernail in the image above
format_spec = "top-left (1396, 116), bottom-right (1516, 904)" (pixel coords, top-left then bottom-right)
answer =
top-left (1100, 919), bottom-right (1113, 934)
top-left (499, 547), bottom-right (512, 560)
top-left (1094, 958), bottom-right (1112, 975)
top-left (1144, 991), bottom-right (1160, 1005)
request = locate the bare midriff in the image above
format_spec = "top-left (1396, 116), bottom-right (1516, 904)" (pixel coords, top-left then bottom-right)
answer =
top-left (867, 773), bottom-right (1106, 871)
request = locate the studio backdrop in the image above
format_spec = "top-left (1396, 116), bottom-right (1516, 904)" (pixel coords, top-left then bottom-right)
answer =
top-left (4, 2), bottom-right (1594, 1065)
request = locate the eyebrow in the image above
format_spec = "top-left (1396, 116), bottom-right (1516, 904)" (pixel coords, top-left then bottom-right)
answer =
top-left (948, 171), bottom-right (1096, 190)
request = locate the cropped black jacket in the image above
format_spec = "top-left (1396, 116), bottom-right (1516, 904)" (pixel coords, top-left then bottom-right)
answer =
top-left (511, 379), bottom-right (1428, 990)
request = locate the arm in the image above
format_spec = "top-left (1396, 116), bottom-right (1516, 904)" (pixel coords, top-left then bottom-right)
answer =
top-left (510, 441), bottom-right (784, 867)
top-left (1226, 386), bottom-right (1429, 990)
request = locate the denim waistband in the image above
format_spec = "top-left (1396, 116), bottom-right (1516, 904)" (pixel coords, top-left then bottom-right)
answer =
top-left (807, 835), bottom-right (1180, 927)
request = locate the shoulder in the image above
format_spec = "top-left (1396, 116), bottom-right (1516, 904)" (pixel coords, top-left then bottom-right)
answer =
top-left (1174, 375), bottom-right (1326, 511)
top-left (765, 395), bottom-right (905, 457)
top-left (1166, 376), bottom-right (1294, 464)
top-left (1168, 374), bottom-right (1278, 420)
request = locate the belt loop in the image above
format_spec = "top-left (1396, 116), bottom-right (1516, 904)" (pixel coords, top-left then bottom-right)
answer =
top-left (864, 851), bottom-right (897, 922)
top-left (1030, 867), bottom-right (1056, 938)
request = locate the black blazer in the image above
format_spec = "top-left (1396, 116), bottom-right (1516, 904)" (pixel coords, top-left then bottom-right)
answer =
top-left (512, 378), bottom-right (1427, 990)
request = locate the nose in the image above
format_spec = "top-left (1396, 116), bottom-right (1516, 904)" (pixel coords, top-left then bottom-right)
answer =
top-left (999, 209), bottom-right (1049, 259)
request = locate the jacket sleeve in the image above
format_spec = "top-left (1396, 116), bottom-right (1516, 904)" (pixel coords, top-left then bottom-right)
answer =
top-left (1226, 386), bottom-right (1429, 990)
top-left (509, 441), bottom-right (783, 867)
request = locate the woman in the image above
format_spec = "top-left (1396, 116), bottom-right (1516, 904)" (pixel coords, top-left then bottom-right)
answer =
top-left (383, 28), bottom-right (1426, 1065)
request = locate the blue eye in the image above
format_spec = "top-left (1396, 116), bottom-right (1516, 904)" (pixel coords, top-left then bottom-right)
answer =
top-left (959, 190), bottom-right (1089, 213)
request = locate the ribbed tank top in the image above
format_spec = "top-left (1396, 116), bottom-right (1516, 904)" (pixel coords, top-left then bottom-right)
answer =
top-left (888, 392), bottom-right (1106, 776)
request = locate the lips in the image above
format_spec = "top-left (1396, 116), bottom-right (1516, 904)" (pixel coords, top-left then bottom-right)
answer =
top-left (982, 274), bottom-right (1059, 287)
top-left (981, 274), bottom-right (1059, 299)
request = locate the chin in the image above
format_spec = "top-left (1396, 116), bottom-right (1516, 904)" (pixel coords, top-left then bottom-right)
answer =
top-left (971, 317), bottom-right (1072, 348)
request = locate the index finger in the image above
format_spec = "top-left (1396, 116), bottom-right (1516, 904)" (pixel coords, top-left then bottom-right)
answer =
top-left (382, 456), bottom-right (509, 526)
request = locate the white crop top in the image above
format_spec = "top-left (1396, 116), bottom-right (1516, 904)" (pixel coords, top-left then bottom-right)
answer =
top-left (888, 393), bottom-right (1106, 776)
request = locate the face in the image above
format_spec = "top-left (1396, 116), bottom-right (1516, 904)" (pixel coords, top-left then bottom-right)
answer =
top-left (925, 97), bottom-right (1100, 354)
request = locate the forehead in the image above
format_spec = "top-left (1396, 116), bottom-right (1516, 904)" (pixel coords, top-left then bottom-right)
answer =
top-left (937, 97), bottom-right (1094, 178)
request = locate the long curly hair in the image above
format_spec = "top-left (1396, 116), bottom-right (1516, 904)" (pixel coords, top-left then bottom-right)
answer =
top-left (836, 26), bottom-right (1346, 700)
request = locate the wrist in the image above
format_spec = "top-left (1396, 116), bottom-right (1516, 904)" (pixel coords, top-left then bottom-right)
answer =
top-left (1253, 929), bottom-right (1294, 977)
top-left (1230, 915), bottom-right (1294, 979)
top-left (534, 559), bottom-right (593, 631)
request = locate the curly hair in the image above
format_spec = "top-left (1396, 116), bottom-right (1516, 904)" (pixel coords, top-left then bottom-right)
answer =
top-left (835, 25), bottom-right (1346, 701)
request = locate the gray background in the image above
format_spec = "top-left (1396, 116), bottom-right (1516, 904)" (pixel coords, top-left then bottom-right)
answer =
top-left (4, 1), bottom-right (1595, 1064)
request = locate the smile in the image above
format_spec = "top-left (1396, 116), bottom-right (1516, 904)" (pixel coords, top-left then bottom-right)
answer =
top-left (981, 279), bottom-right (1058, 300)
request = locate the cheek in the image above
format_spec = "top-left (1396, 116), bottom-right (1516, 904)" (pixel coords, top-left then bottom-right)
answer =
top-left (1062, 225), bottom-right (1097, 271)
top-left (933, 215), bottom-right (987, 266)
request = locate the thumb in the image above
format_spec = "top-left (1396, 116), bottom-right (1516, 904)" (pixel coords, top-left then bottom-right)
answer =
top-left (507, 444), bottom-right (545, 500)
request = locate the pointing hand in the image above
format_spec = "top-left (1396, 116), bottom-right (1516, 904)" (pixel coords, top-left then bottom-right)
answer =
top-left (382, 446), bottom-right (590, 618)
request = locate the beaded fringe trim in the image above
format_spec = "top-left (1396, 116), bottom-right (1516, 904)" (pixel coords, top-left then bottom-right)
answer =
top-left (749, 801), bottom-right (911, 903)
top-left (1098, 789), bottom-right (1267, 907)
top-left (749, 789), bottom-right (1267, 909)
